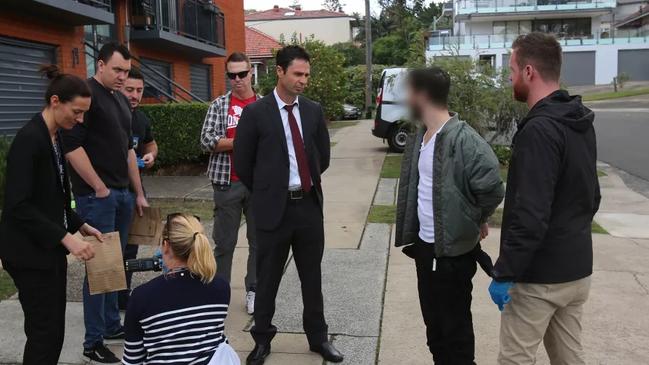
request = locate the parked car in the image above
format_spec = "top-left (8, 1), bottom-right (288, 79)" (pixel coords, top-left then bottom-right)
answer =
top-left (372, 67), bottom-right (410, 153)
top-left (342, 103), bottom-right (361, 120)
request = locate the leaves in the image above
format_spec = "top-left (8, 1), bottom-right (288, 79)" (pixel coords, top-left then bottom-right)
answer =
top-left (140, 103), bottom-right (209, 167)
top-left (257, 38), bottom-right (347, 121)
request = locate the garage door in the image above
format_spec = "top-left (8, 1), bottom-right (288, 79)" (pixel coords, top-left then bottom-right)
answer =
top-left (190, 64), bottom-right (211, 102)
top-left (618, 49), bottom-right (649, 81)
top-left (561, 51), bottom-right (596, 86)
top-left (0, 37), bottom-right (56, 134)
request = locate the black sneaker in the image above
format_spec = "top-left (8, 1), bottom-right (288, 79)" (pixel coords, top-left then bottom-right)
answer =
top-left (83, 343), bottom-right (120, 363)
top-left (104, 326), bottom-right (125, 341)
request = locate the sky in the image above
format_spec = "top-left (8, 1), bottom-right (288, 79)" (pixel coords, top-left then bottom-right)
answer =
top-left (243, 0), bottom-right (434, 16)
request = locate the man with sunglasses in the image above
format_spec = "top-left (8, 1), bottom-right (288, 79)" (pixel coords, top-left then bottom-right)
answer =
top-left (200, 52), bottom-right (260, 315)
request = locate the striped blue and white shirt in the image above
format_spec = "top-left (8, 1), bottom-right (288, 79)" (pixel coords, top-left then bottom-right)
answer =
top-left (122, 269), bottom-right (231, 365)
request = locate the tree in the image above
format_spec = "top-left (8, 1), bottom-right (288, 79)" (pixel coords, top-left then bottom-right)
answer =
top-left (257, 37), bottom-right (347, 120)
top-left (322, 0), bottom-right (345, 12)
top-left (331, 42), bottom-right (365, 66)
top-left (372, 34), bottom-right (409, 65)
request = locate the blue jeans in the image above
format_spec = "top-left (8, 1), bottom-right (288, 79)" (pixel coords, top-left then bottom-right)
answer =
top-left (75, 188), bottom-right (134, 349)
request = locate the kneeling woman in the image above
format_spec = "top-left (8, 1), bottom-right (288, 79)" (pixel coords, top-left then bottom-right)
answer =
top-left (122, 213), bottom-right (238, 365)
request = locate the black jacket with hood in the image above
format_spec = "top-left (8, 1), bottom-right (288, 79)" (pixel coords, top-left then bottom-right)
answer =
top-left (493, 90), bottom-right (601, 284)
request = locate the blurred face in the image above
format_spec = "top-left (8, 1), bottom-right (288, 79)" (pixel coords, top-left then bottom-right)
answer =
top-left (226, 61), bottom-right (253, 94)
top-left (406, 84), bottom-right (425, 122)
top-left (122, 78), bottom-right (144, 109)
top-left (50, 95), bottom-right (91, 130)
top-left (97, 51), bottom-right (131, 90)
top-left (277, 59), bottom-right (310, 96)
top-left (510, 50), bottom-right (530, 103)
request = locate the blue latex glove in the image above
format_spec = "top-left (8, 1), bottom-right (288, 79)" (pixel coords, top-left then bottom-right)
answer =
top-left (489, 280), bottom-right (514, 311)
top-left (137, 157), bottom-right (145, 169)
top-left (153, 248), bottom-right (169, 274)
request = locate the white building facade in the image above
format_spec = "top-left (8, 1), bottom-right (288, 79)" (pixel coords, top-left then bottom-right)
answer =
top-left (427, 0), bottom-right (649, 85)
top-left (245, 6), bottom-right (356, 45)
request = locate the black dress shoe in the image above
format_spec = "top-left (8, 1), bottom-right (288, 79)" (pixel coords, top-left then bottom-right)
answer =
top-left (310, 341), bottom-right (344, 363)
top-left (246, 344), bottom-right (271, 365)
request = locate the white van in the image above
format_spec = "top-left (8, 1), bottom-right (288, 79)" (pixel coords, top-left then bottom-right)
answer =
top-left (372, 67), bottom-right (410, 152)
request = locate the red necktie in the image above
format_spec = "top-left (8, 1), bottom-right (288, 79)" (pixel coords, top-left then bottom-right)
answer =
top-left (284, 104), bottom-right (312, 192)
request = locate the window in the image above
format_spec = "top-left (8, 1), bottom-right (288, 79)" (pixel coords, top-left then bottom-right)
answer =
top-left (140, 58), bottom-right (173, 99)
top-left (532, 18), bottom-right (592, 38)
top-left (84, 24), bottom-right (115, 76)
top-left (190, 64), bottom-right (211, 101)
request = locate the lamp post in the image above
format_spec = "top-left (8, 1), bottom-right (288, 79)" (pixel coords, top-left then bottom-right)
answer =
top-left (364, 0), bottom-right (373, 119)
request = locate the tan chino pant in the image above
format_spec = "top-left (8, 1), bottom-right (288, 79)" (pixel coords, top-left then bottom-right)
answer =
top-left (498, 276), bottom-right (591, 365)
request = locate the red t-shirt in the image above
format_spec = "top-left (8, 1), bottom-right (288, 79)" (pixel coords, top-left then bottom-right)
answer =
top-left (227, 95), bottom-right (257, 182)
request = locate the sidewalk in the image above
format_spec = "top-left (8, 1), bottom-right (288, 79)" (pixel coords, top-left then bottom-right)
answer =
top-left (0, 119), bottom-right (389, 365)
top-left (377, 163), bottom-right (649, 364)
top-left (2, 119), bottom-right (649, 364)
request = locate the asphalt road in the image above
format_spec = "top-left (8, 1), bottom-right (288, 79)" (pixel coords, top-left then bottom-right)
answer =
top-left (588, 96), bottom-right (649, 181)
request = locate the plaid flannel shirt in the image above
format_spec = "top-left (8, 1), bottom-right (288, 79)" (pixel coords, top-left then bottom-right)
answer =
top-left (200, 91), bottom-right (260, 185)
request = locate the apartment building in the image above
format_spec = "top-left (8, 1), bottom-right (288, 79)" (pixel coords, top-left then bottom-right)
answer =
top-left (427, 0), bottom-right (649, 85)
top-left (0, 0), bottom-right (246, 133)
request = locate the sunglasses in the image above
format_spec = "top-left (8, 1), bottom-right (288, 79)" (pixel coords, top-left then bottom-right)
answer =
top-left (163, 212), bottom-right (201, 241)
top-left (226, 70), bottom-right (250, 80)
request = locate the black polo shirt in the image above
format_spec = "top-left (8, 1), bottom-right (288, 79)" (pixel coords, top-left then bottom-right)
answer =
top-left (131, 109), bottom-right (154, 158)
top-left (61, 77), bottom-right (133, 196)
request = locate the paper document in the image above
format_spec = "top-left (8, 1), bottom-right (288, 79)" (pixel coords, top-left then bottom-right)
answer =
top-left (85, 232), bottom-right (127, 295)
top-left (128, 207), bottom-right (163, 246)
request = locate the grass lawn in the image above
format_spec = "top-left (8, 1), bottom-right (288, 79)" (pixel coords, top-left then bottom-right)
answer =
top-left (381, 155), bottom-right (403, 179)
top-left (598, 170), bottom-right (607, 177)
top-left (591, 221), bottom-right (609, 234)
top-left (327, 121), bottom-right (359, 129)
top-left (368, 205), bottom-right (396, 224)
top-left (330, 141), bottom-right (337, 147)
top-left (500, 166), bottom-right (509, 182)
top-left (0, 269), bottom-right (16, 301)
top-left (583, 87), bottom-right (649, 101)
top-left (148, 198), bottom-right (214, 222)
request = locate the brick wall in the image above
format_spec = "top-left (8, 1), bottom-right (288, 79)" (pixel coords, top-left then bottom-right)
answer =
top-left (209, 0), bottom-right (246, 99)
top-left (0, 11), bottom-right (87, 80)
top-left (0, 0), bottom-right (246, 102)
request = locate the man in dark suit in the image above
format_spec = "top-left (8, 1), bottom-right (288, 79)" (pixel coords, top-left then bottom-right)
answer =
top-left (234, 45), bottom-right (343, 365)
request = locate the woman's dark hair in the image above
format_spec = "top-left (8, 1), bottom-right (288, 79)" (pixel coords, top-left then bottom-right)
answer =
top-left (40, 64), bottom-right (91, 105)
top-left (407, 66), bottom-right (451, 107)
top-left (276, 45), bottom-right (310, 71)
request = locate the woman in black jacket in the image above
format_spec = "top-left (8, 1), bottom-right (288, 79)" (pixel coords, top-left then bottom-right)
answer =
top-left (0, 65), bottom-right (102, 365)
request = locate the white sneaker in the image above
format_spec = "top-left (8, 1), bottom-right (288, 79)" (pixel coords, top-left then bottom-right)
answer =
top-left (245, 291), bottom-right (255, 315)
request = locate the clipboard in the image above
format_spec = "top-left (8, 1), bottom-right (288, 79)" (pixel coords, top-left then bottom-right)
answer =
top-left (85, 232), bottom-right (127, 295)
top-left (128, 207), bottom-right (163, 246)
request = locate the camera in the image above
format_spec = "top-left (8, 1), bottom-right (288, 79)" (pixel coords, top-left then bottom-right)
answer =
top-left (124, 257), bottom-right (163, 272)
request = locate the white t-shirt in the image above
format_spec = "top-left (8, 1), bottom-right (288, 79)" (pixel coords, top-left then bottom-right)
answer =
top-left (417, 130), bottom-right (440, 243)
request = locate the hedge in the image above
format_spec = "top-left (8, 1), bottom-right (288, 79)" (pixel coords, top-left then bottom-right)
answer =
top-left (139, 103), bottom-right (209, 167)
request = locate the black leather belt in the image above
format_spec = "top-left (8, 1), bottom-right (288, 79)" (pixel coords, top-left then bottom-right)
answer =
top-left (288, 189), bottom-right (307, 200)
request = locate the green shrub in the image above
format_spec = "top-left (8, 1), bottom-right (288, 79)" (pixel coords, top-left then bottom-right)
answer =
top-left (0, 136), bottom-right (10, 207)
top-left (139, 103), bottom-right (209, 167)
top-left (431, 57), bottom-right (527, 139)
top-left (257, 38), bottom-right (346, 121)
top-left (343, 64), bottom-right (388, 110)
top-left (491, 144), bottom-right (512, 166)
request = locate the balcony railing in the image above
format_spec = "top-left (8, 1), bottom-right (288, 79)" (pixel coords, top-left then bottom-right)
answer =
top-left (456, 0), bottom-right (615, 15)
top-left (77, 0), bottom-right (112, 11)
top-left (428, 30), bottom-right (649, 51)
top-left (131, 0), bottom-right (225, 48)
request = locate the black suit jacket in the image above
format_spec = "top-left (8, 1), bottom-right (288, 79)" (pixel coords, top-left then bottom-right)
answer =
top-left (234, 93), bottom-right (331, 231)
top-left (0, 113), bottom-right (84, 269)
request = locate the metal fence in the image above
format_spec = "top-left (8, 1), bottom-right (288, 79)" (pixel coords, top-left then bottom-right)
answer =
top-left (429, 30), bottom-right (649, 51)
top-left (456, 0), bottom-right (614, 13)
top-left (153, 0), bottom-right (225, 48)
top-left (78, 0), bottom-right (112, 11)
